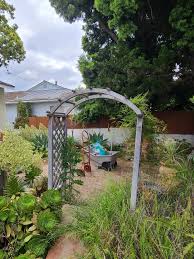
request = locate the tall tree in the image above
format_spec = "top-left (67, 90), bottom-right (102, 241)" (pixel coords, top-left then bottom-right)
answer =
top-left (0, 0), bottom-right (25, 67)
top-left (50, 0), bottom-right (194, 111)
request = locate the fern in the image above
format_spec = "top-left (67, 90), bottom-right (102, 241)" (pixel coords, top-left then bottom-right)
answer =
top-left (4, 175), bottom-right (24, 197)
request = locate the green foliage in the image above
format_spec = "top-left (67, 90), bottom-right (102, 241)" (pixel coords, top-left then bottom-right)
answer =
top-left (41, 189), bottom-right (62, 208)
top-left (0, 131), bottom-right (41, 174)
top-left (18, 124), bottom-right (48, 143)
top-left (89, 132), bottom-right (108, 146)
top-left (0, 0), bottom-right (25, 67)
top-left (37, 210), bottom-right (59, 233)
top-left (50, 0), bottom-right (194, 112)
top-left (14, 102), bottom-right (32, 129)
top-left (31, 133), bottom-right (48, 158)
top-left (25, 166), bottom-right (41, 186)
top-left (0, 189), bottom-right (63, 258)
top-left (17, 194), bottom-right (36, 214)
top-left (70, 182), bottom-right (194, 258)
top-left (60, 137), bottom-right (83, 202)
top-left (4, 174), bottom-right (24, 197)
top-left (26, 235), bottom-right (48, 257)
top-left (118, 93), bottom-right (166, 140)
top-left (160, 139), bottom-right (192, 167)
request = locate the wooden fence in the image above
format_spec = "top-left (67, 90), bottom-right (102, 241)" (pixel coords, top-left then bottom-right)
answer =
top-left (29, 111), bottom-right (194, 134)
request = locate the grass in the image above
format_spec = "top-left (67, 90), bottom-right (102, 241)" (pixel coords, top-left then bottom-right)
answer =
top-left (68, 182), bottom-right (194, 258)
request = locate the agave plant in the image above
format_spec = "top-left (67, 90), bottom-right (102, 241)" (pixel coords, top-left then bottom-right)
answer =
top-left (4, 174), bottom-right (24, 197)
top-left (17, 194), bottom-right (36, 213)
top-left (41, 189), bottom-right (62, 208)
top-left (37, 210), bottom-right (58, 232)
top-left (89, 132), bottom-right (108, 147)
top-left (31, 133), bottom-right (48, 158)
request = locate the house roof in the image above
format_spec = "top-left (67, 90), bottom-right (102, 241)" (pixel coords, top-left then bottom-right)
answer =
top-left (5, 80), bottom-right (72, 104)
top-left (0, 81), bottom-right (15, 88)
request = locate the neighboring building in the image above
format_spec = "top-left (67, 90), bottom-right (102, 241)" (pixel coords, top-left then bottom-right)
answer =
top-left (5, 80), bottom-right (72, 128)
top-left (0, 81), bottom-right (15, 130)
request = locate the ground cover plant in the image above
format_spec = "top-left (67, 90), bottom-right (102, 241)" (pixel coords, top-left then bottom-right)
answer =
top-left (0, 187), bottom-right (63, 258)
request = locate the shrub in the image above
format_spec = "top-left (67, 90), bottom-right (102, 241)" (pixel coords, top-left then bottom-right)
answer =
top-left (60, 137), bottom-right (83, 202)
top-left (14, 101), bottom-right (32, 129)
top-left (0, 131), bottom-right (41, 174)
top-left (117, 93), bottom-right (166, 140)
top-left (18, 124), bottom-right (47, 143)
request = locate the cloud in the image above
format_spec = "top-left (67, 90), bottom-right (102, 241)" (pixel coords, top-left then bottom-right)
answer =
top-left (0, 0), bottom-right (83, 90)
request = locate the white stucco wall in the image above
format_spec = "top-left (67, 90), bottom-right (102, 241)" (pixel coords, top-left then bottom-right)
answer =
top-left (6, 103), bottom-right (17, 128)
top-left (0, 88), bottom-right (7, 130)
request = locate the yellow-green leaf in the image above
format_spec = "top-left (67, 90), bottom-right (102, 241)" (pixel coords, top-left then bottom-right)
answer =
top-left (24, 234), bottom-right (33, 243)
top-left (6, 224), bottom-right (11, 238)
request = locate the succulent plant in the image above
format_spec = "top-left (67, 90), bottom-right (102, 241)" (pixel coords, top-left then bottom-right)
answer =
top-left (26, 235), bottom-right (48, 257)
top-left (8, 208), bottom-right (17, 223)
top-left (17, 194), bottom-right (36, 213)
top-left (37, 210), bottom-right (58, 232)
top-left (41, 189), bottom-right (62, 208)
top-left (33, 176), bottom-right (48, 197)
top-left (0, 196), bottom-right (7, 209)
top-left (0, 209), bottom-right (9, 221)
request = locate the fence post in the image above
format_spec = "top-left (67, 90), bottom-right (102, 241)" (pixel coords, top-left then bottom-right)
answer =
top-left (48, 114), bottom-right (53, 189)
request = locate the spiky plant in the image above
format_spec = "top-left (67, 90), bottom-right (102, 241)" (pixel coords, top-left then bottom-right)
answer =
top-left (4, 175), bottom-right (24, 197)
top-left (41, 189), bottom-right (62, 208)
top-left (31, 133), bottom-right (48, 158)
top-left (89, 132), bottom-right (108, 147)
top-left (37, 210), bottom-right (58, 232)
top-left (25, 166), bottom-right (41, 186)
top-left (17, 194), bottom-right (36, 213)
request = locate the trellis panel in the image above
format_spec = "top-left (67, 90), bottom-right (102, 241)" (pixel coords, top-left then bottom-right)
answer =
top-left (48, 114), bottom-right (67, 189)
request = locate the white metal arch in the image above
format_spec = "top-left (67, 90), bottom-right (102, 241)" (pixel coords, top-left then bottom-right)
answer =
top-left (48, 88), bottom-right (143, 210)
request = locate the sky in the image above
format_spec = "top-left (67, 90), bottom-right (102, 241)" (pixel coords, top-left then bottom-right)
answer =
top-left (0, 0), bottom-right (84, 91)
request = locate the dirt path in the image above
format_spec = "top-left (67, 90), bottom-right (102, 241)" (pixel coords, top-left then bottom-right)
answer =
top-left (46, 159), bottom-right (132, 259)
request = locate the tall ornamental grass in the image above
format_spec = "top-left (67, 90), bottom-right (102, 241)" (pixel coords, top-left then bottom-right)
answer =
top-left (70, 182), bottom-right (194, 258)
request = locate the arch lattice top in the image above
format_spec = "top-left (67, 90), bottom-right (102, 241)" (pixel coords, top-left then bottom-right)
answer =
top-left (49, 88), bottom-right (143, 117)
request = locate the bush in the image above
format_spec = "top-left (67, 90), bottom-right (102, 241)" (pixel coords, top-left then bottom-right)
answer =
top-left (0, 131), bottom-right (41, 174)
top-left (69, 182), bottom-right (194, 258)
top-left (18, 124), bottom-right (47, 143)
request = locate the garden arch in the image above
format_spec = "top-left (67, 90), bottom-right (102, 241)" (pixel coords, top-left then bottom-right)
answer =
top-left (47, 88), bottom-right (143, 210)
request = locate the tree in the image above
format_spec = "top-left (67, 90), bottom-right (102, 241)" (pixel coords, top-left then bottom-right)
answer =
top-left (0, 0), bottom-right (25, 67)
top-left (50, 0), bottom-right (194, 113)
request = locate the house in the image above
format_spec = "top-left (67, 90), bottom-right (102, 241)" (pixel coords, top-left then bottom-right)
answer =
top-left (5, 80), bottom-right (72, 128)
top-left (0, 81), bottom-right (15, 130)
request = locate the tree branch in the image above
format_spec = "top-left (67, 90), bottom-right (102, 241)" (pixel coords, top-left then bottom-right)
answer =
top-left (98, 19), bottom-right (118, 43)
